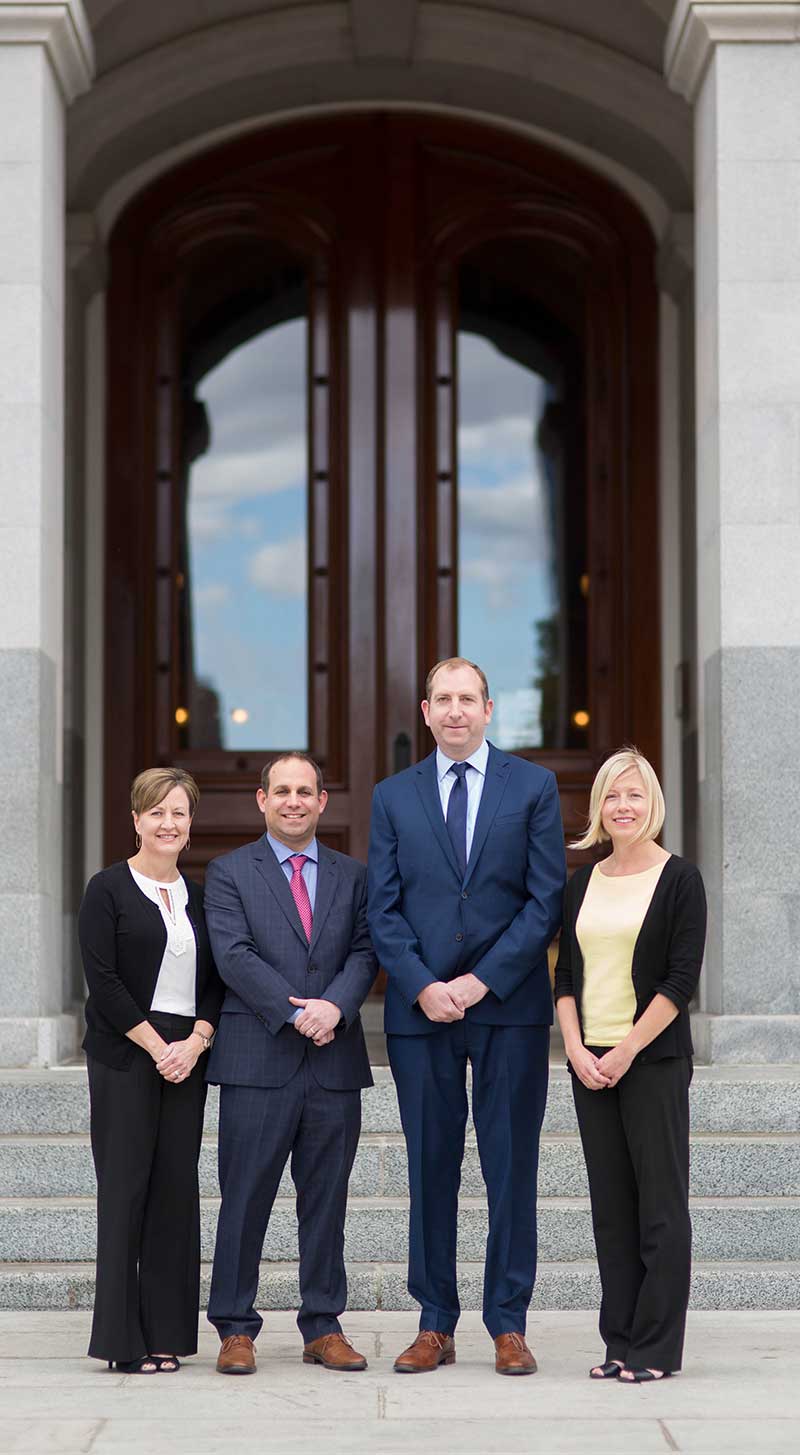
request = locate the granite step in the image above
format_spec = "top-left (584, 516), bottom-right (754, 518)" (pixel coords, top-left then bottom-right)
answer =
top-left (1, 1259), bottom-right (799, 1313)
top-left (1, 1065), bottom-right (799, 1135)
top-left (2, 1131), bottom-right (799, 1200)
top-left (1, 1196), bottom-right (798, 1264)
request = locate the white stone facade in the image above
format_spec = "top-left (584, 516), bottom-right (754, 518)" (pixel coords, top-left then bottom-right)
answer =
top-left (0, 0), bottom-right (798, 1064)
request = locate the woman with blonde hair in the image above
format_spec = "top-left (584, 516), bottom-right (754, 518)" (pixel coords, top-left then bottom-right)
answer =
top-left (555, 748), bottom-right (706, 1383)
top-left (79, 768), bottom-right (223, 1373)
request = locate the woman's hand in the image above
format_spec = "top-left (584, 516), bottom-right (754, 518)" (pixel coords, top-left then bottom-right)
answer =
top-left (596, 1041), bottom-right (636, 1087)
top-left (568, 1042), bottom-right (613, 1091)
top-left (156, 1037), bottom-right (201, 1083)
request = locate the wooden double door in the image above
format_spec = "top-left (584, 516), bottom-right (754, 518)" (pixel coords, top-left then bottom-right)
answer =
top-left (105, 112), bottom-right (660, 871)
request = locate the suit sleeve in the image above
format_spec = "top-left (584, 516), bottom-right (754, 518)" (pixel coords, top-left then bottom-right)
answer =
top-left (78, 874), bottom-right (150, 1035)
top-left (203, 856), bottom-right (301, 1037)
top-left (319, 871), bottom-right (378, 1028)
top-left (652, 865), bottom-right (707, 1012)
top-left (367, 782), bottom-right (438, 1008)
top-left (470, 770), bottom-right (566, 1002)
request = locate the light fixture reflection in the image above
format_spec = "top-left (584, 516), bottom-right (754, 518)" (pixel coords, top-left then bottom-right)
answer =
top-left (572, 709), bottom-right (590, 729)
top-left (175, 707), bottom-right (190, 725)
top-left (231, 708), bottom-right (249, 725)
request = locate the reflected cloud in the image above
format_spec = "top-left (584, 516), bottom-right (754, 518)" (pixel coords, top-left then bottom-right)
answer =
top-left (248, 535), bottom-right (307, 599)
top-left (195, 582), bottom-right (230, 609)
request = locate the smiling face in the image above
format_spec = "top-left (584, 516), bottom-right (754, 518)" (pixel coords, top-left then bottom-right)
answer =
top-left (600, 767), bottom-right (650, 847)
top-left (421, 663), bottom-right (493, 761)
top-left (256, 756), bottom-right (328, 850)
top-left (132, 785), bottom-right (192, 865)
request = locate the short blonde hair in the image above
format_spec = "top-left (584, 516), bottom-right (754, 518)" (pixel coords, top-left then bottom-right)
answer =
top-left (131, 767), bottom-right (199, 818)
top-left (425, 657), bottom-right (490, 704)
top-left (570, 747), bottom-right (664, 851)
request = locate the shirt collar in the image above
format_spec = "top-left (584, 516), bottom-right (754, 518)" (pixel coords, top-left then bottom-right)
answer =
top-left (266, 831), bottom-right (319, 866)
top-left (436, 738), bottom-right (489, 783)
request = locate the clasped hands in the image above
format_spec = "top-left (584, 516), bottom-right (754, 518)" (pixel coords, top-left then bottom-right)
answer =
top-left (155, 1038), bottom-right (200, 1082)
top-left (417, 972), bottom-right (488, 1023)
top-left (569, 1040), bottom-right (635, 1091)
top-left (289, 996), bottom-right (341, 1046)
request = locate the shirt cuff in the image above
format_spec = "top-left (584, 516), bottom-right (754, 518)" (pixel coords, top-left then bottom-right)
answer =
top-left (287, 1008), bottom-right (302, 1024)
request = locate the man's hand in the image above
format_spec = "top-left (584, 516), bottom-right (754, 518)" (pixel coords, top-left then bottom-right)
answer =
top-left (417, 982), bottom-right (465, 1023)
top-left (289, 997), bottom-right (342, 1043)
top-left (447, 973), bottom-right (489, 1011)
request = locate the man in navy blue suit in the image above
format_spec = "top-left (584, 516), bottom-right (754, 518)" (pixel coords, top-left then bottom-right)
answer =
top-left (204, 753), bottom-right (377, 1375)
top-left (368, 658), bottom-right (565, 1375)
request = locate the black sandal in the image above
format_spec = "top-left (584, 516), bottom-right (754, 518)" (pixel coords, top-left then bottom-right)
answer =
top-left (107, 1357), bottom-right (159, 1373)
top-left (621, 1367), bottom-right (672, 1383)
top-left (589, 1360), bottom-right (623, 1380)
top-left (152, 1356), bottom-right (180, 1372)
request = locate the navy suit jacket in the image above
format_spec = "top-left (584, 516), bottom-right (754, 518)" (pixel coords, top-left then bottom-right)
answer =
top-left (368, 744), bottom-right (566, 1035)
top-left (205, 835), bottom-right (377, 1090)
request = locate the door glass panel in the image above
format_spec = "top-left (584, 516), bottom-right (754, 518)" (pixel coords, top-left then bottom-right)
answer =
top-left (457, 250), bottom-right (589, 750)
top-left (177, 252), bottom-right (309, 750)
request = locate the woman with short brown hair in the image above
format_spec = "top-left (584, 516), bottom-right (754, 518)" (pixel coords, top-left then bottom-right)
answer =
top-left (79, 768), bottom-right (223, 1372)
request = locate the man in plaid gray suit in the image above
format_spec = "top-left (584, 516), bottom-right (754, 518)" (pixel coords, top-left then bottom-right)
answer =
top-left (204, 753), bottom-right (377, 1375)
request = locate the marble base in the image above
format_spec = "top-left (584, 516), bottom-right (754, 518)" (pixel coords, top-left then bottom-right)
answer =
top-left (692, 1013), bottom-right (800, 1064)
top-left (0, 1014), bottom-right (79, 1068)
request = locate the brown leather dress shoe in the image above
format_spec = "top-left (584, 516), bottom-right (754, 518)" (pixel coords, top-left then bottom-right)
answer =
top-left (216, 1335), bottom-right (256, 1374)
top-left (394, 1330), bottom-right (456, 1373)
top-left (302, 1332), bottom-right (368, 1371)
top-left (494, 1332), bottom-right (537, 1375)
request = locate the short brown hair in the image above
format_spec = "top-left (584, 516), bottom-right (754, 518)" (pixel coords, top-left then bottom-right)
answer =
top-left (130, 767), bottom-right (199, 817)
top-left (260, 753), bottom-right (325, 795)
top-left (425, 657), bottom-right (490, 705)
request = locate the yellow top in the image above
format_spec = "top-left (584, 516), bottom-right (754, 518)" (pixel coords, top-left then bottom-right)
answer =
top-left (576, 860), bottom-right (668, 1047)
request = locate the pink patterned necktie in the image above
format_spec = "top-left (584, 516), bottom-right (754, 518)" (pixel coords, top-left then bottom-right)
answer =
top-left (288, 854), bottom-right (313, 941)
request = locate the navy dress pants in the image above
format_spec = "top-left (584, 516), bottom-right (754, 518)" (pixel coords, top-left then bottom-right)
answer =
top-left (572, 1052), bottom-right (692, 1372)
top-left (208, 1059), bottom-right (361, 1344)
top-left (388, 1021), bottom-right (549, 1338)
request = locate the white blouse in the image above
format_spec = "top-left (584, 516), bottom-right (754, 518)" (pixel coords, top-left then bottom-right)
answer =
top-left (128, 866), bottom-right (197, 1016)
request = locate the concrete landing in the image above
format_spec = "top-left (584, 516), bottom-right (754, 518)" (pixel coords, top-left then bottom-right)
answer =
top-left (1, 1310), bottom-right (799, 1454)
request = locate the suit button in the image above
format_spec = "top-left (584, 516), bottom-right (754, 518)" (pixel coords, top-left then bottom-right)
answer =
top-left (309, 963), bottom-right (316, 972)
top-left (455, 932), bottom-right (463, 942)
top-left (461, 892), bottom-right (468, 900)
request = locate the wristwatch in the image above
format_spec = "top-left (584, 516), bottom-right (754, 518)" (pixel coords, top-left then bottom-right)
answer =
top-left (193, 1029), bottom-right (213, 1052)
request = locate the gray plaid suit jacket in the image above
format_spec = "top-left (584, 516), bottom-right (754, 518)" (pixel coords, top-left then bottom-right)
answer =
top-left (204, 835), bottom-right (377, 1090)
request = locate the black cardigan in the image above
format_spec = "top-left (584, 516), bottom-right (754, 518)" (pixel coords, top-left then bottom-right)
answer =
top-left (79, 861), bottom-right (224, 1069)
top-left (554, 854), bottom-right (707, 1063)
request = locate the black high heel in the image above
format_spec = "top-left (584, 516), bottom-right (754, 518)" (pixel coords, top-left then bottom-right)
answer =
top-left (107, 1356), bottom-right (159, 1373)
top-left (152, 1356), bottom-right (180, 1372)
top-left (589, 1360), bottom-right (623, 1379)
top-left (621, 1367), bottom-right (672, 1383)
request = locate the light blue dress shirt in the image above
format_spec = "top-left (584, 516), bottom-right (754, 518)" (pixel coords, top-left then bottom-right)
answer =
top-left (435, 737), bottom-right (489, 862)
top-left (266, 832), bottom-right (318, 1024)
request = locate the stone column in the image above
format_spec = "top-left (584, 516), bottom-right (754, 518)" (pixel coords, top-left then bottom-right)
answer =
top-left (667, 1), bottom-right (800, 1061)
top-left (0, 3), bottom-right (93, 1065)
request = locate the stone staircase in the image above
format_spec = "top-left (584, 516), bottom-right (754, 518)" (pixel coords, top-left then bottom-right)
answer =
top-left (0, 1062), bottom-right (799, 1310)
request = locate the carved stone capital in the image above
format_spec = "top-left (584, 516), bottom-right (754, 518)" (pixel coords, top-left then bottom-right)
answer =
top-left (657, 212), bottom-right (694, 300)
top-left (0, 1), bottom-right (94, 104)
top-left (666, 2), bottom-right (800, 103)
top-left (66, 211), bottom-right (106, 300)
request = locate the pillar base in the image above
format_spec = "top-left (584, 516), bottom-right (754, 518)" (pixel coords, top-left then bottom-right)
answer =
top-left (692, 1013), bottom-right (800, 1064)
top-left (0, 1014), bottom-right (80, 1068)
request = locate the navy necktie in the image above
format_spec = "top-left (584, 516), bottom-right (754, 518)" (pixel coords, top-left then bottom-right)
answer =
top-left (446, 761), bottom-right (469, 878)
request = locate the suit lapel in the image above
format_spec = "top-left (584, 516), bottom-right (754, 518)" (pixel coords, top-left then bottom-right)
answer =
top-left (463, 744), bottom-right (512, 889)
top-left (308, 846), bottom-right (338, 953)
top-left (414, 751), bottom-right (462, 880)
top-left (252, 835), bottom-right (309, 950)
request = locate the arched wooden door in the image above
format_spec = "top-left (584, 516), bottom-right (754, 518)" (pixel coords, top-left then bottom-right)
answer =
top-left (105, 113), bottom-right (659, 871)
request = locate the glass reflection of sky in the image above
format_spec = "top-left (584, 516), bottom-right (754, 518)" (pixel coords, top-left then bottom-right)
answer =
top-left (187, 318), bottom-right (308, 748)
top-left (458, 331), bottom-right (557, 750)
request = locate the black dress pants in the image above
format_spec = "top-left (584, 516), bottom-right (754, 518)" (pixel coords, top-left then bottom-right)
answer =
top-left (571, 1052), bottom-right (692, 1373)
top-left (87, 1013), bottom-right (207, 1362)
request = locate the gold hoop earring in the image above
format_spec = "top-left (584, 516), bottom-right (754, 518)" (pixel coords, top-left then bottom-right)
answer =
top-left (135, 833), bottom-right (141, 850)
